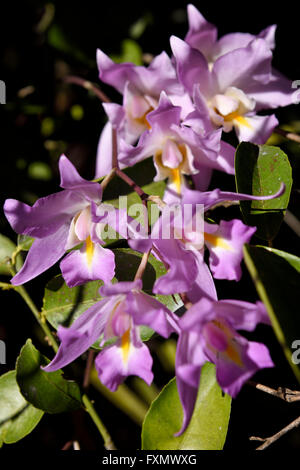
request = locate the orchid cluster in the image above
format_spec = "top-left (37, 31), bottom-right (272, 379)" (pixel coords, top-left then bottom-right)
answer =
top-left (3, 5), bottom-right (296, 442)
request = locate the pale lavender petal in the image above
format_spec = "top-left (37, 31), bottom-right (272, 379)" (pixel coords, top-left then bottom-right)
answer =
top-left (185, 4), bottom-right (217, 56)
top-left (248, 69), bottom-right (295, 109)
top-left (174, 331), bottom-right (206, 435)
top-left (215, 339), bottom-right (274, 397)
top-left (187, 257), bottom-right (218, 303)
top-left (234, 113), bottom-right (278, 144)
top-left (215, 299), bottom-right (270, 331)
top-left (59, 155), bottom-right (102, 201)
top-left (95, 328), bottom-right (153, 391)
top-left (152, 238), bottom-right (199, 295)
top-left (95, 122), bottom-right (114, 178)
top-left (4, 191), bottom-right (86, 238)
top-left (205, 219), bottom-right (256, 281)
top-left (147, 91), bottom-right (181, 132)
top-left (170, 36), bottom-right (212, 96)
top-left (60, 243), bottom-right (115, 287)
top-left (213, 38), bottom-right (272, 93)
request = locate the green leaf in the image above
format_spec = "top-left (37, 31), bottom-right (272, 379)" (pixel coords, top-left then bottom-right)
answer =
top-left (42, 276), bottom-right (105, 330)
top-left (142, 363), bottom-right (231, 450)
top-left (111, 39), bottom-right (143, 65)
top-left (17, 234), bottom-right (34, 252)
top-left (0, 233), bottom-right (23, 275)
top-left (235, 142), bottom-right (292, 240)
top-left (16, 339), bottom-right (82, 413)
top-left (243, 244), bottom-right (300, 383)
top-left (0, 370), bottom-right (43, 445)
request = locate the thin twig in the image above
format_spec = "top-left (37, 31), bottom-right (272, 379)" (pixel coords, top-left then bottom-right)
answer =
top-left (63, 75), bottom-right (111, 103)
top-left (250, 415), bottom-right (300, 450)
top-left (134, 250), bottom-right (151, 281)
top-left (115, 168), bottom-right (149, 201)
top-left (247, 380), bottom-right (300, 403)
top-left (274, 127), bottom-right (300, 144)
top-left (99, 168), bottom-right (116, 190)
top-left (112, 128), bottom-right (119, 170)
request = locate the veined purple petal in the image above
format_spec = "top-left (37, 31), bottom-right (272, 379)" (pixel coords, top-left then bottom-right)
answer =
top-left (42, 297), bottom-right (114, 372)
top-left (11, 223), bottom-right (69, 285)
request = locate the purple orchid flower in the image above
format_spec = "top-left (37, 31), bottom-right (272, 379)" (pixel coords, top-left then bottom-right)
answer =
top-left (175, 296), bottom-right (273, 435)
top-left (128, 183), bottom-right (284, 296)
top-left (96, 49), bottom-right (192, 178)
top-left (43, 280), bottom-right (178, 391)
top-left (185, 4), bottom-right (276, 66)
top-left (171, 30), bottom-right (293, 144)
top-left (119, 92), bottom-right (235, 199)
top-left (4, 155), bottom-right (115, 287)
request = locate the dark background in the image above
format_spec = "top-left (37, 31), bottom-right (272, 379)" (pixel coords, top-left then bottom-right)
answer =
top-left (0, 0), bottom-right (300, 451)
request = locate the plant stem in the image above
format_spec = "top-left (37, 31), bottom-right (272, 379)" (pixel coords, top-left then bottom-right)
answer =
top-left (82, 394), bottom-right (116, 450)
top-left (8, 263), bottom-right (116, 449)
top-left (90, 368), bottom-right (148, 426)
top-left (134, 250), bottom-right (151, 281)
top-left (9, 264), bottom-right (59, 352)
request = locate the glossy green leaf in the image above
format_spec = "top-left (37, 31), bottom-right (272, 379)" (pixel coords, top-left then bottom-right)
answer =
top-left (235, 142), bottom-right (292, 240)
top-left (42, 276), bottom-right (105, 330)
top-left (0, 233), bottom-right (23, 275)
top-left (0, 371), bottom-right (43, 445)
top-left (16, 340), bottom-right (82, 413)
top-left (142, 363), bottom-right (231, 450)
top-left (244, 244), bottom-right (300, 383)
